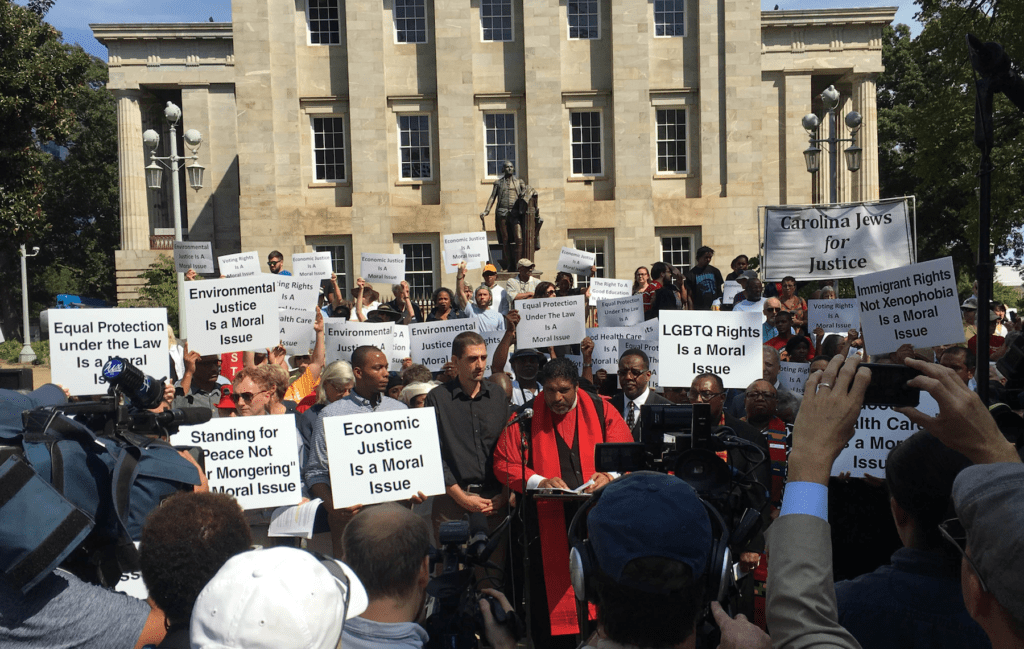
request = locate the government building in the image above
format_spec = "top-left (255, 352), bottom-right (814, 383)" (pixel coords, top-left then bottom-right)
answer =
top-left (92, 0), bottom-right (895, 301)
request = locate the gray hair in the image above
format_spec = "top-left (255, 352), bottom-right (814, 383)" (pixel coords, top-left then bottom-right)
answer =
top-left (820, 285), bottom-right (837, 298)
top-left (762, 345), bottom-right (780, 363)
top-left (316, 360), bottom-right (355, 405)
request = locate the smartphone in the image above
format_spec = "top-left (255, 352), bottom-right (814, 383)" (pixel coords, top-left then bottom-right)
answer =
top-left (860, 363), bottom-right (921, 408)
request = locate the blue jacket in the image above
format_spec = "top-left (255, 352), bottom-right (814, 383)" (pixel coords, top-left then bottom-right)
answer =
top-left (341, 617), bottom-right (428, 649)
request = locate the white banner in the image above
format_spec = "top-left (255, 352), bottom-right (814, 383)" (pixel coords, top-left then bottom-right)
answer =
top-left (276, 276), bottom-right (320, 313)
top-left (618, 339), bottom-right (660, 391)
top-left (173, 241), bottom-right (214, 274)
top-left (408, 320), bottom-right (479, 370)
top-left (589, 278), bottom-right (632, 302)
top-left (291, 252), bottom-right (333, 281)
top-left (763, 200), bottom-right (914, 281)
top-left (390, 324), bottom-right (410, 372)
top-left (778, 361), bottom-right (809, 395)
top-left (658, 311), bottom-right (762, 389)
top-left (49, 308), bottom-right (169, 396)
top-left (325, 319), bottom-right (395, 365)
top-left (278, 311), bottom-right (316, 354)
top-left (324, 407), bottom-right (446, 508)
top-left (854, 257), bottom-right (963, 356)
top-left (597, 294), bottom-right (644, 328)
top-left (360, 253), bottom-right (406, 285)
top-left (832, 393), bottom-right (939, 478)
top-left (555, 247), bottom-right (597, 275)
top-left (172, 415), bottom-right (302, 510)
top-left (184, 276), bottom-right (280, 355)
top-left (218, 251), bottom-right (261, 278)
top-left (808, 298), bottom-right (860, 334)
top-left (586, 324), bottom-right (653, 373)
top-left (442, 232), bottom-right (489, 271)
top-left (516, 295), bottom-right (586, 349)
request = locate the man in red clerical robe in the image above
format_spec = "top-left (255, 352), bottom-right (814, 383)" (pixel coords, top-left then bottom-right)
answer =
top-left (493, 357), bottom-right (633, 647)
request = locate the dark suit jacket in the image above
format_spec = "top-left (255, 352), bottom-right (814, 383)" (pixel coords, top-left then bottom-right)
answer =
top-left (611, 389), bottom-right (672, 441)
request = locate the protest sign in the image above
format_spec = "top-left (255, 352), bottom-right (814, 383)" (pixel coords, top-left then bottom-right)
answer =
top-left (516, 295), bottom-right (586, 349)
top-left (291, 251), bottom-right (332, 281)
top-left (618, 339), bottom-right (660, 390)
top-left (218, 251), bottom-right (261, 278)
top-left (324, 407), bottom-right (446, 508)
top-left (115, 548), bottom-right (149, 600)
top-left (171, 415), bottom-right (302, 510)
top-left (185, 276), bottom-right (279, 355)
top-left (659, 311), bottom-right (762, 388)
top-left (722, 281), bottom-right (743, 307)
top-left (642, 318), bottom-right (660, 339)
top-left (808, 298), bottom-right (860, 334)
top-left (360, 253), bottom-right (406, 285)
top-left (276, 276), bottom-right (320, 312)
top-left (763, 199), bottom-right (914, 281)
top-left (408, 320), bottom-right (479, 370)
top-left (832, 392), bottom-right (939, 478)
top-left (597, 294), bottom-right (644, 328)
top-left (442, 232), bottom-right (489, 270)
top-left (278, 311), bottom-right (316, 354)
top-left (390, 324), bottom-right (410, 372)
top-left (589, 278), bottom-right (632, 302)
top-left (481, 328), bottom-right (512, 373)
top-left (586, 324), bottom-right (651, 373)
top-left (325, 319), bottom-right (394, 365)
top-left (555, 247), bottom-right (597, 275)
top-left (173, 241), bottom-right (214, 274)
top-left (778, 361), bottom-right (809, 395)
top-left (564, 354), bottom-right (584, 376)
top-left (49, 308), bottom-right (169, 396)
top-left (854, 257), bottom-right (963, 356)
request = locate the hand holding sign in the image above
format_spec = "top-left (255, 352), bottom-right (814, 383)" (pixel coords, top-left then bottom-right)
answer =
top-left (555, 247), bottom-right (597, 275)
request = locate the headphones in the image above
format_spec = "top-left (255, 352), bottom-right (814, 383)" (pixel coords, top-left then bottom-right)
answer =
top-left (567, 482), bottom-right (732, 604)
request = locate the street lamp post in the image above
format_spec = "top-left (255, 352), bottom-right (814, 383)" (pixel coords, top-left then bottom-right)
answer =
top-left (801, 85), bottom-right (864, 204)
top-left (143, 101), bottom-right (204, 339)
top-left (18, 244), bottom-right (40, 363)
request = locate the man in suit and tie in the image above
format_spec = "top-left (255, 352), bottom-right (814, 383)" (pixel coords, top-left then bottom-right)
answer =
top-left (612, 348), bottom-right (671, 441)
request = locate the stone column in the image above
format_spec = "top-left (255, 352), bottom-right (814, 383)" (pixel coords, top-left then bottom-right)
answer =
top-left (697, 0), bottom-right (723, 197)
top-left (115, 89), bottom-right (149, 251)
top-left (852, 74), bottom-right (879, 201)
top-left (784, 72), bottom-right (814, 205)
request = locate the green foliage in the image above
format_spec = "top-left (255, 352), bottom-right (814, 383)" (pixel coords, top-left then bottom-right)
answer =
top-left (0, 339), bottom-right (49, 364)
top-left (121, 256), bottom-right (179, 332)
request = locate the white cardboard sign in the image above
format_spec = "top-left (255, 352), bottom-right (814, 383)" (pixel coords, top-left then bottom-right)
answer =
top-left (324, 407), bottom-right (446, 508)
top-left (555, 247), bottom-right (597, 275)
top-left (171, 415), bottom-right (303, 510)
top-left (481, 328), bottom-right (512, 374)
top-left (722, 281), bottom-right (743, 307)
top-left (278, 311), bottom-right (316, 354)
top-left (808, 298), bottom-right (860, 334)
top-left (778, 361), bottom-right (809, 395)
top-left (831, 392), bottom-right (939, 478)
top-left (291, 252), bottom-right (333, 281)
top-left (325, 319), bottom-right (395, 365)
top-left (854, 257), bottom-right (964, 357)
top-left (585, 324), bottom-right (652, 373)
top-left (408, 319), bottom-right (479, 370)
top-left (516, 295), bottom-right (586, 349)
top-left (442, 232), bottom-right (489, 270)
top-left (597, 294), bottom-right (644, 328)
top-left (360, 253), bottom-right (406, 285)
top-left (218, 251), bottom-right (261, 278)
top-left (618, 339), bottom-right (660, 391)
top-left (390, 324), bottom-right (411, 372)
top-left (589, 278), bottom-right (632, 302)
top-left (48, 308), bottom-right (170, 396)
top-left (184, 276), bottom-right (280, 355)
top-left (277, 276), bottom-right (320, 313)
top-left (658, 311), bottom-right (763, 389)
top-left (173, 241), bottom-right (214, 274)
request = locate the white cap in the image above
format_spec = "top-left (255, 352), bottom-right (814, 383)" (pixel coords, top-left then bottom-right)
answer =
top-left (190, 547), bottom-right (368, 649)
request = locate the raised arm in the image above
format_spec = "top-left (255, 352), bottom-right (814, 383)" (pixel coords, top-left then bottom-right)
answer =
top-left (455, 261), bottom-right (470, 310)
top-left (491, 310), bottom-right (519, 374)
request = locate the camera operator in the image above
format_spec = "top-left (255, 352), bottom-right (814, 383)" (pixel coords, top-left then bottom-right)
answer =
top-left (340, 504), bottom-right (516, 649)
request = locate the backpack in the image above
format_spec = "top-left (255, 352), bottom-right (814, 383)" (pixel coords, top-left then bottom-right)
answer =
top-left (0, 406), bottom-right (203, 593)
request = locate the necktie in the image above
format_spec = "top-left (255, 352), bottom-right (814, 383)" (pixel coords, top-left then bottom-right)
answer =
top-left (627, 401), bottom-right (636, 428)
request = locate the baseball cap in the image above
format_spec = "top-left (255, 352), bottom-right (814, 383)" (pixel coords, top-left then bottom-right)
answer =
top-left (739, 270), bottom-right (758, 281)
top-left (961, 297), bottom-right (978, 310)
top-left (483, 263), bottom-right (499, 275)
top-left (952, 462), bottom-right (1024, 622)
top-left (517, 258), bottom-right (535, 269)
top-left (216, 384), bottom-right (235, 410)
top-left (587, 472), bottom-right (712, 590)
top-left (191, 547), bottom-right (368, 649)
top-left (510, 348), bottom-right (548, 365)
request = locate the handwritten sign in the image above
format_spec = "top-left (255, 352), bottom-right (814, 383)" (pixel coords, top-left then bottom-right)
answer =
top-left (291, 252), bottom-right (332, 281)
top-left (516, 295), bottom-right (586, 349)
top-left (173, 241), bottom-right (214, 274)
top-left (832, 393), bottom-right (939, 478)
top-left (618, 339), bottom-right (660, 390)
top-left (324, 408), bottom-right (446, 508)
top-left (556, 247), bottom-right (597, 275)
top-left (659, 311), bottom-right (762, 389)
top-left (442, 232), bottom-right (489, 270)
top-left (218, 251), bottom-right (261, 278)
top-left (778, 361), bottom-right (809, 395)
top-left (184, 276), bottom-right (280, 355)
top-left (597, 294), bottom-right (644, 327)
top-left (325, 319), bottom-right (395, 365)
top-left (48, 308), bottom-right (170, 396)
top-left (172, 415), bottom-right (303, 510)
top-left (808, 298), bottom-right (860, 334)
top-left (360, 253), bottom-right (406, 285)
top-left (589, 278), bottom-right (632, 302)
top-left (854, 257), bottom-right (963, 356)
top-left (408, 320), bottom-right (479, 370)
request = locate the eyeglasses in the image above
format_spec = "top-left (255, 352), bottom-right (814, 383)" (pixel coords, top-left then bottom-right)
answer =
top-left (745, 391), bottom-right (777, 401)
top-left (230, 389), bottom-right (271, 404)
top-left (938, 518), bottom-right (988, 593)
top-left (687, 389), bottom-right (725, 402)
top-left (617, 368), bottom-right (646, 378)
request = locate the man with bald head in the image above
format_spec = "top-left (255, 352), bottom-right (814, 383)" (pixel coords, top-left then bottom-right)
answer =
top-left (762, 297), bottom-right (786, 341)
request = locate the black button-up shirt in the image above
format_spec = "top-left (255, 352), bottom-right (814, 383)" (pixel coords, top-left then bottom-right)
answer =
top-left (425, 379), bottom-right (511, 492)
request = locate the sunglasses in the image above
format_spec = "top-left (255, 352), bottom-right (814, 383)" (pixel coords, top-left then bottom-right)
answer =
top-left (230, 389), bottom-right (271, 404)
top-left (267, 260), bottom-right (282, 267)
top-left (617, 368), bottom-right (646, 378)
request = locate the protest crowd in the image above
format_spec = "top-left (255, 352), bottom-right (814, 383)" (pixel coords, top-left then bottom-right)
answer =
top-left (4, 240), bottom-right (1024, 649)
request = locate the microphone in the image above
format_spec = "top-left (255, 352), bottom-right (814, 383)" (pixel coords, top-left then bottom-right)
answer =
top-left (154, 408), bottom-right (212, 427)
top-left (507, 408), bottom-right (533, 428)
top-left (102, 357), bottom-right (164, 410)
top-left (466, 513), bottom-right (490, 561)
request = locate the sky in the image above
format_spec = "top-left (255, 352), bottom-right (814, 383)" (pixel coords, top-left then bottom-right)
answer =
top-left (25, 0), bottom-right (923, 61)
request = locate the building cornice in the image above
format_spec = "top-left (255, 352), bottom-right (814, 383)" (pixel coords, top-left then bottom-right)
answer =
top-left (90, 23), bottom-right (233, 43)
top-left (761, 7), bottom-right (897, 28)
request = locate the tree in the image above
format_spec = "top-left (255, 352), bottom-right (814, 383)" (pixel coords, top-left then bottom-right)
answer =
top-left (122, 256), bottom-right (180, 334)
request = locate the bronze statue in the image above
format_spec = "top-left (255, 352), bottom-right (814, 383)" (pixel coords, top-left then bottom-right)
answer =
top-left (480, 161), bottom-right (541, 271)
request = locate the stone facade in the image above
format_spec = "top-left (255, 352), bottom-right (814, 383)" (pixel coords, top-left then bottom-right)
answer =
top-left (92, 2), bottom-right (895, 301)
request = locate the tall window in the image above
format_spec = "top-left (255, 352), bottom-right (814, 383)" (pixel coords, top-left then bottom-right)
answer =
top-left (570, 111), bottom-right (603, 176)
top-left (402, 242), bottom-right (435, 300)
top-left (313, 243), bottom-right (348, 290)
top-left (481, 0), bottom-right (513, 42)
top-left (308, 0), bottom-right (340, 44)
top-left (661, 235), bottom-right (693, 269)
top-left (484, 113), bottom-right (516, 177)
top-left (572, 235), bottom-right (608, 289)
top-left (394, 0), bottom-right (428, 44)
top-left (398, 114), bottom-right (432, 180)
top-left (567, 0), bottom-right (599, 39)
top-left (312, 117), bottom-right (346, 182)
top-left (655, 109), bottom-right (687, 174)
top-left (654, 0), bottom-right (685, 37)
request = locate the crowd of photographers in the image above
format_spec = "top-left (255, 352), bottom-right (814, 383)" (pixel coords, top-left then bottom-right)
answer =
top-left (2, 247), bottom-right (1024, 649)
